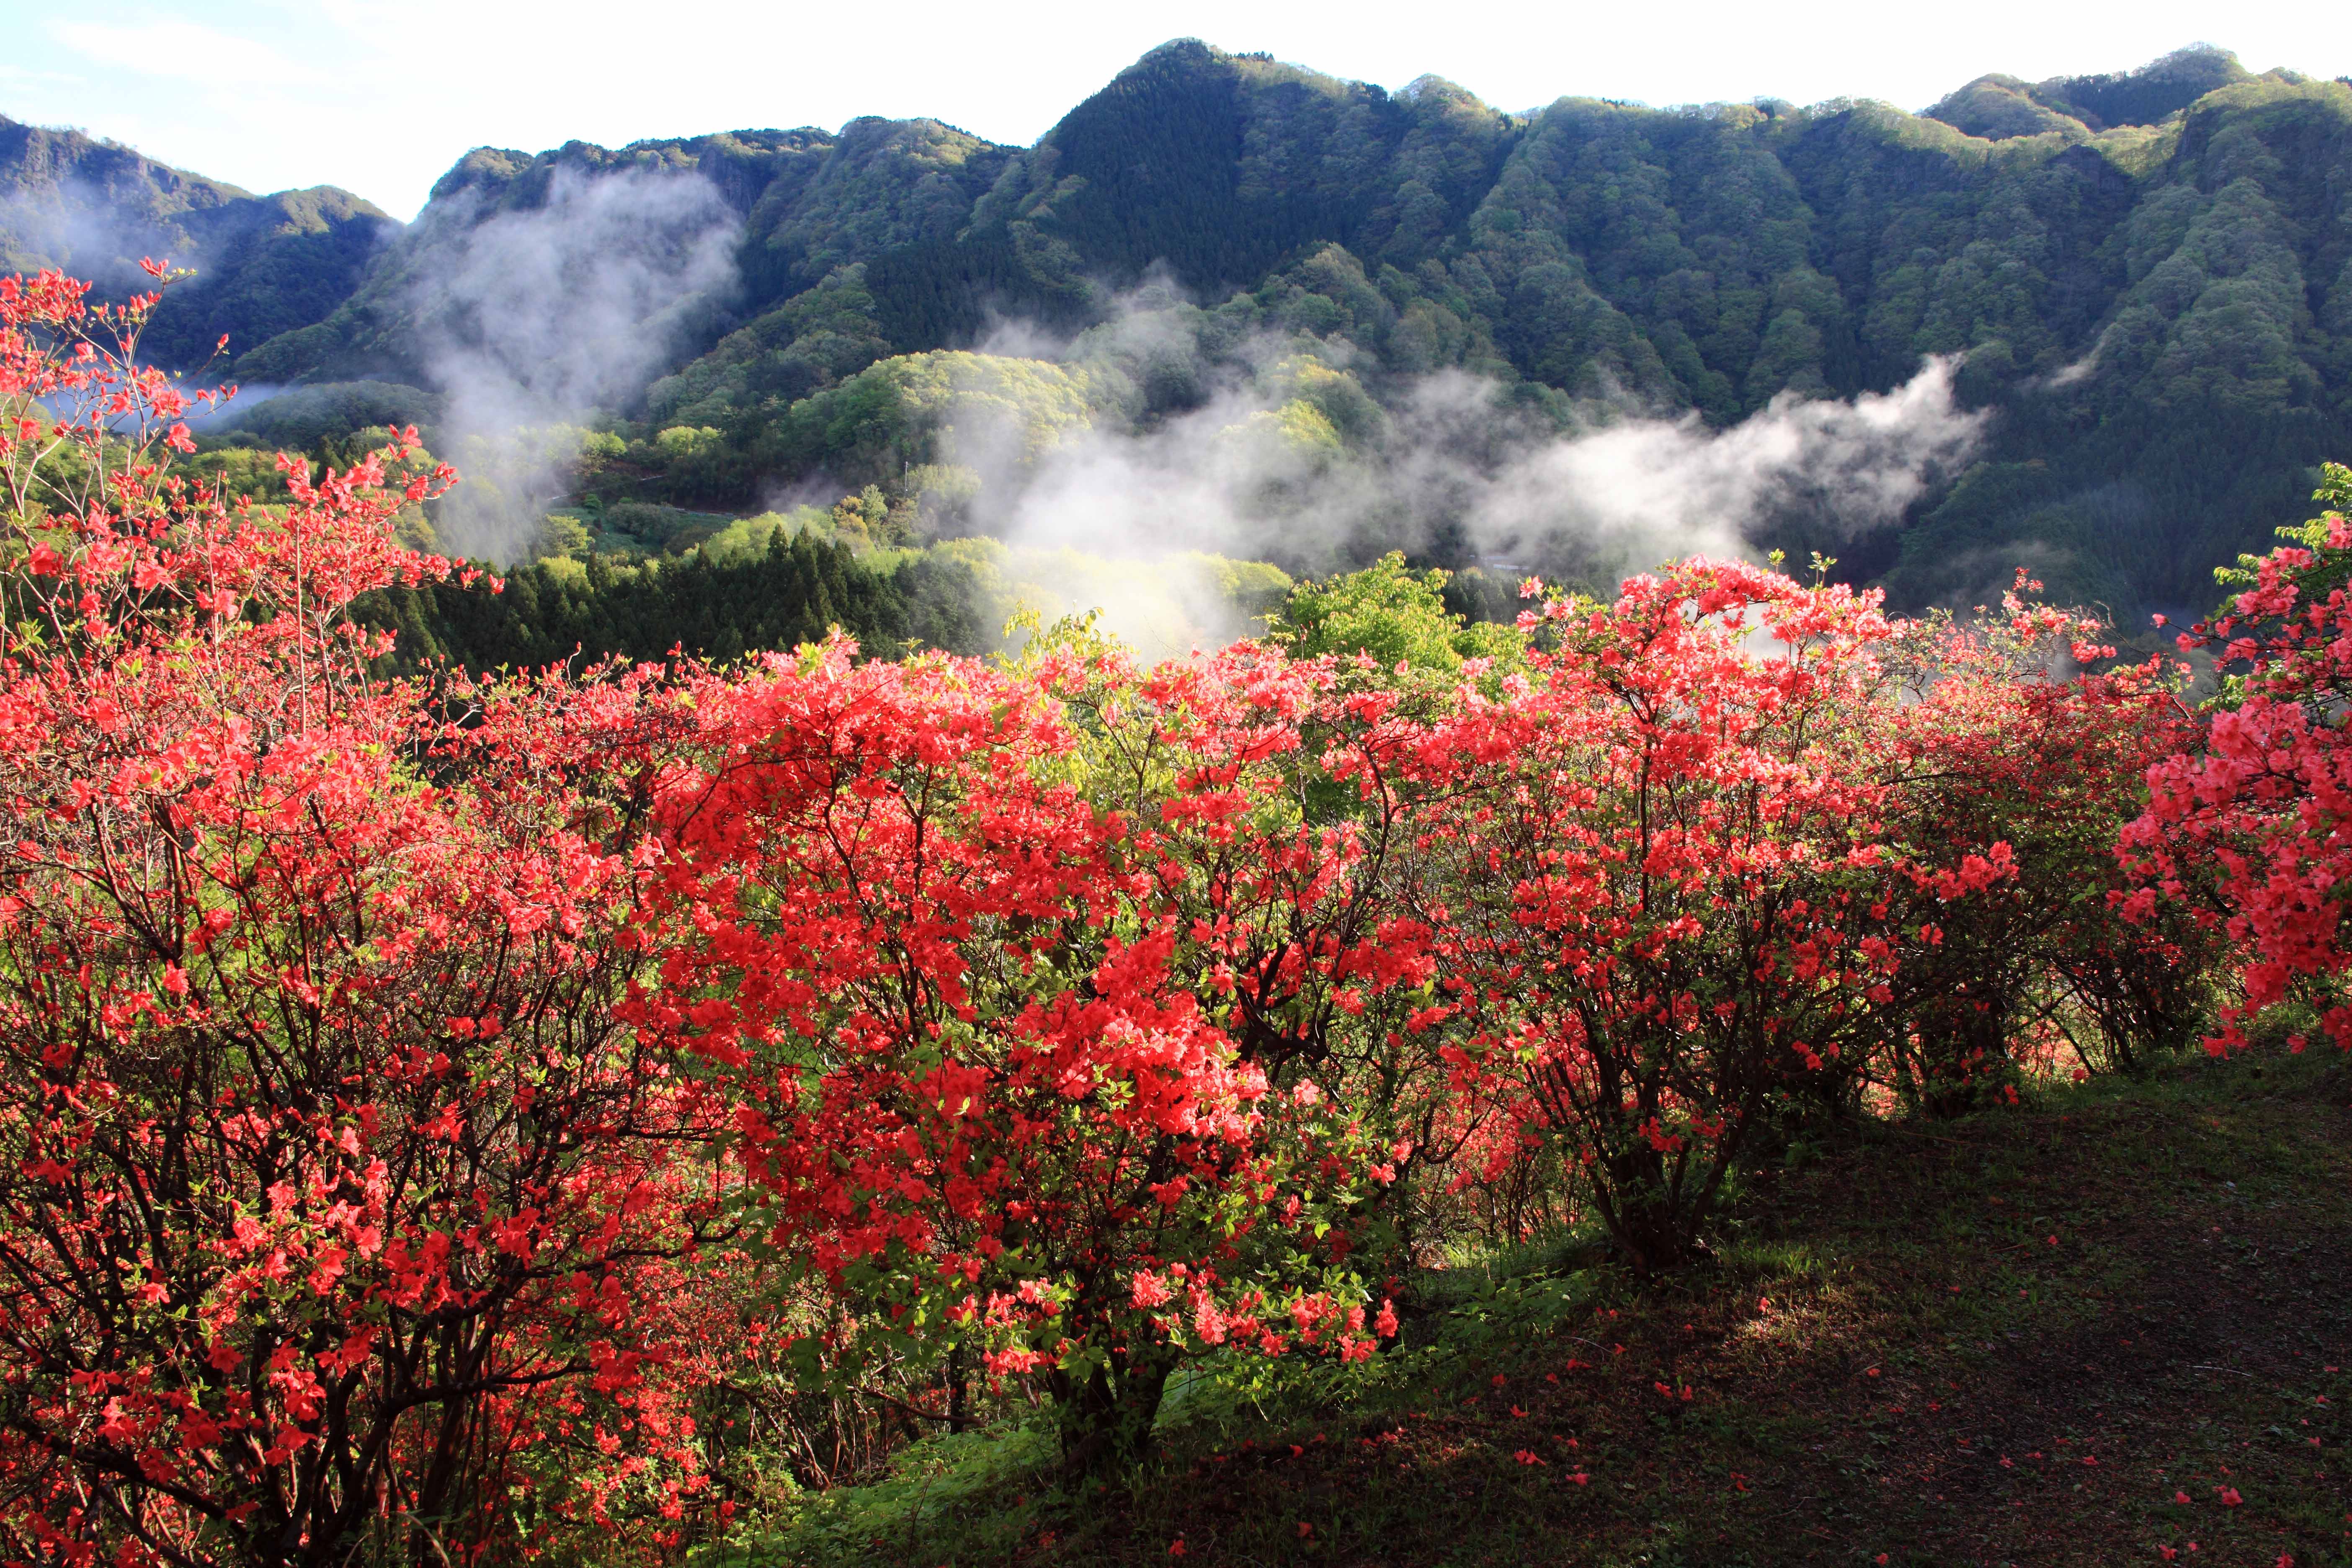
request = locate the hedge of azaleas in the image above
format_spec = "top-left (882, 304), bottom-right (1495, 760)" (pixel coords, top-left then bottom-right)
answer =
top-left (0, 271), bottom-right (2324, 1566)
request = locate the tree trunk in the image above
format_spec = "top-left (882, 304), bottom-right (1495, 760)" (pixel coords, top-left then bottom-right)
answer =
top-left (945, 1342), bottom-right (970, 1433)
top-left (1598, 1143), bottom-right (1692, 1277)
top-left (1050, 1349), bottom-right (1174, 1478)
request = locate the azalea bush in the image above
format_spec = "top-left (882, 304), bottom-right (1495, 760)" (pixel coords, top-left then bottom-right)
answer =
top-left (1400, 562), bottom-right (1922, 1273)
top-left (0, 271), bottom-right (734, 1566)
top-left (2124, 463), bottom-right (2352, 1053)
top-left (1859, 575), bottom-right (2207, 1112)
top-left (640, 627), bottom-right (1427, 1473)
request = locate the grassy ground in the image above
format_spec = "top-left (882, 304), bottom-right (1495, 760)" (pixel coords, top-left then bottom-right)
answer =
top-left (738, 1047), bottom-right (2352, 1568)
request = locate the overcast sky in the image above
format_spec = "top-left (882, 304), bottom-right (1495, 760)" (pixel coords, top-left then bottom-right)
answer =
top-left (2, 0), bottom-right (2337, 221)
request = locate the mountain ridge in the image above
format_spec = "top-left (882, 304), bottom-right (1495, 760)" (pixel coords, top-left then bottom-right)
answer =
top-left (0, 114), bottom-right (396, 372)
top-left (7, 40), bottom-right (2348, 616)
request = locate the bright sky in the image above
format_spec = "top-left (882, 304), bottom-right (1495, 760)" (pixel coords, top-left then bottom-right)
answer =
top-left (3, 0), bottom-right (2338, 221)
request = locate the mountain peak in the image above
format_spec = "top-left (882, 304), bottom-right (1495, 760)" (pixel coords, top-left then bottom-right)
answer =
top-left (1923, 75), bottom-right (2086, 140)
top-left (1925, 43), bottom-right (2253, 138)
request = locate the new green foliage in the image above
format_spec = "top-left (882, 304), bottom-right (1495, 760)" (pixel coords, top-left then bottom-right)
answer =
top-left (1271, 552), bottom-right (1520, 675)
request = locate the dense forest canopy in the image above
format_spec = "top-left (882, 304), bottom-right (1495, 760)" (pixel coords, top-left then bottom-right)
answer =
top-left (6, 40), bottom-right (2349, 626)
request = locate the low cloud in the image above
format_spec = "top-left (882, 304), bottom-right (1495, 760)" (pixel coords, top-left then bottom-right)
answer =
top-left (412, 164), bottom-right (741, 558)
top-left (0, 177), bottom-right (175, 289)
top-left (934, 309), bottom-right (1982, 610)
top-left (1466, 356), bottom-right (1984, 577)
top-left (2038, 326), bottom-right (2112, 391)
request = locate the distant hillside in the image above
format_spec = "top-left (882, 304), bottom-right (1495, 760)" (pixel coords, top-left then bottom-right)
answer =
top-left (0, 115), bottom-right (395, 372)
top-left (10, 41), bottom-right (2351, 615)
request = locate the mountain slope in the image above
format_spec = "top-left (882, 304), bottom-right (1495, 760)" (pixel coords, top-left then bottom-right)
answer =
top-left (641, 42), bottom-right (2349, 611)
top-left (0, 115), bottom-right (395, 371)
top-left (12, 42), bottom-right (2349, 614)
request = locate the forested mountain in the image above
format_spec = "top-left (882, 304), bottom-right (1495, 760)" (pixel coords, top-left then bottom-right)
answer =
top-left (0, 116), bottom-right (395, 373)
top-left (9, 41), bottom-right (2349, 618)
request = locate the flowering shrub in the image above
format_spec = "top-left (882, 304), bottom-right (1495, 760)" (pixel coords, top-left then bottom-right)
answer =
top-left (640, 630), bottom-right (1413, 1470)
top-left (1861, 575), bottom-right (2206, 1111)
top-left (0, 271), bottom-right (728, 1565)
top-left (1413, 561), bottom-right (1921, 1272)
top-left (2124, 463), bottom-right (2352, 1052)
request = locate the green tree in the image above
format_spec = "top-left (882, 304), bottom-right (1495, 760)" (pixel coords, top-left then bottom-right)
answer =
top-left (1272, 552), bottom-right (1522, 677)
